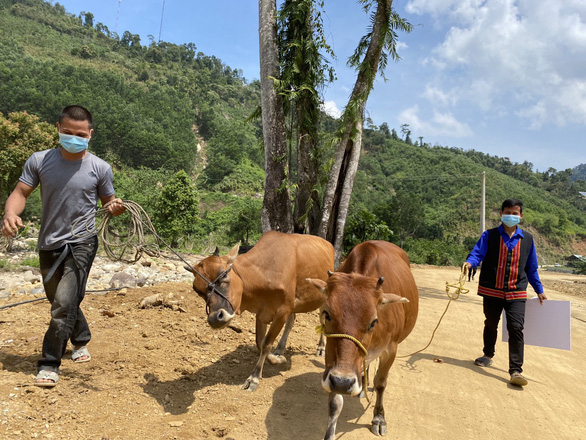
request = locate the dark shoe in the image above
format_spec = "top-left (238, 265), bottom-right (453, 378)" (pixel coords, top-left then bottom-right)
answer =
top-left (474, 356), bottom-right (493, 367)
top-left (510, 372), bottom-right (528, 387)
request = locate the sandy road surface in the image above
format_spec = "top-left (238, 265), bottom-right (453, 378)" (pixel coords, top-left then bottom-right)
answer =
top-left (0, 265), bottom-right (585, 439)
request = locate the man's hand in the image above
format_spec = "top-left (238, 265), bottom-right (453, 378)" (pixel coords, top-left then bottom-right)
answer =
top-left (1, 213), bottom-right (23, 238)
top-left (537, 292), bottom-right (547, 305)
top-left (104, 198), bottom-right (126, 217)
top-left (463, 262), bottom-right (472, 274)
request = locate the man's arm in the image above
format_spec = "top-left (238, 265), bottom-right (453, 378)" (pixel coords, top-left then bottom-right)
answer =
top-left (526, 241), bottom-right (547, 304)
top-left (464, 230), bottom-right (489, 270)
top-left (1, 182), bottom-right (35, 237)
top-left (99, 194), bottom-right (126, 217)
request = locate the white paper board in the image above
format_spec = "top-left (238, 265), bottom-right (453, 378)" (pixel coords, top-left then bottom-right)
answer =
top-left (502, 298), bottom-right (571, 351)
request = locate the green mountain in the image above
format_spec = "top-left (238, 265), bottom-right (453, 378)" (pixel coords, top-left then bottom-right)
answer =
top-left (0, 0), bottom-right (262, 176)
top-left (349, 129), bottom-right (586, 264)
top-left (1, 0), bottom-right (585, 266)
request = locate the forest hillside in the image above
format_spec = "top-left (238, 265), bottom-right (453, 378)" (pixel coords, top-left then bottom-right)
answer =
top-left (1, 0), bottom-right (585, 267)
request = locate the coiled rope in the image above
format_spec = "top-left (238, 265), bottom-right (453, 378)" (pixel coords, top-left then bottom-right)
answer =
top-left (74, 200), bottom-right (226, 298)
top-left (72, 200), bottom-right (162, 264)
top-left (1, 200), bottom-right (196, 311)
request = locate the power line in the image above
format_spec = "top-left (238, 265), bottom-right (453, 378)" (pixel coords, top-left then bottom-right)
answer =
top-left (377, 172), bottom-right (485, 181)
top-left (115, 0), bottom-right (122, 35)
top-left (158, 0), bottom-right (166, 42)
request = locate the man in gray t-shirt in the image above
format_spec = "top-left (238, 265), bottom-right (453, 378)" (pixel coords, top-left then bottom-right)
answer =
top-left (1, 105), bottom-right (125, 387)
top-left (20, 148), bottom-right (115, 250)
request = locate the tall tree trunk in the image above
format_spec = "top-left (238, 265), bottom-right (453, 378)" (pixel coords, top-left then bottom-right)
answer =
top-left (280, 0), bottom-right (328, 236)
top-left (259, 0), bottom-right (292, 233)
top-left (293, 99), bottom-right (320, 235)
top-left (318, 0), bottom-right (394, 266)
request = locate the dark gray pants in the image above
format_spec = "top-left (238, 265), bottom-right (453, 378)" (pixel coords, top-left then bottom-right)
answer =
top-left (37, 236), bottom-right (98, 373)
top-left (482, 296), bottom-right (526, 374)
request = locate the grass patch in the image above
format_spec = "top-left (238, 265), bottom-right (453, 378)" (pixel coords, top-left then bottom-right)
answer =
top-left (20, 256), bottom-right (40, 268)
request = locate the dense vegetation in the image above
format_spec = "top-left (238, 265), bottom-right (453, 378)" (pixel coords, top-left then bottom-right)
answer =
top-left (1, 0), bottom-right (585, 267)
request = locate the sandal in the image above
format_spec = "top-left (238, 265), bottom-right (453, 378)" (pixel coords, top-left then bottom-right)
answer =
top-left (474, 356), bottom-right (493, 367)
top-left (34, 370), bottom-right (58, 387)
top-left (72, 345), bottom-right (91, 363)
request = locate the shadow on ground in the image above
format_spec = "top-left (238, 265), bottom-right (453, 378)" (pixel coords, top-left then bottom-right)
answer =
top-left (141, 343), bottom-right (293, 415)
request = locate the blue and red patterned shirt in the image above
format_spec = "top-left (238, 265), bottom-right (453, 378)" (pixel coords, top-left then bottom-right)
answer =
top-left (466, 225), bottom-right (544, 300)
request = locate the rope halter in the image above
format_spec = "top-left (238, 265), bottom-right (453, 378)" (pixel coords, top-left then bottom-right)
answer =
top-left (316, 324), bottom-right (373, 403)
top-left (187, 264), bottom-right (235, 317)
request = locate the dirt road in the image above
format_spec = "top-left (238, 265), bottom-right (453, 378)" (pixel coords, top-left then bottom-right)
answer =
top-left (1, 265), bottom-right (585, 440)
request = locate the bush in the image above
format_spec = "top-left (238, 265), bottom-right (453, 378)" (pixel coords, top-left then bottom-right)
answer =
top-left (574, 261), bottom-right (586, 275)
top-left (344, 209), bottom-right (392, 252)
top-left (403, 238), bottom-right (468, 266)
top-left (153, 170), bottom-right (200, 248)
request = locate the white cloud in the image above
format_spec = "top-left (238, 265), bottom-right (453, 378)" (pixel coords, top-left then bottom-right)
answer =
top-left (396, 41), bottom-right (408, 51)
top-left (321, 100), bottom-right (342, 119)
top-left (422, 84), bottom-right (458, 107)
top-left (405, 0), bottom-right (586, 128)
top-left (398, 105), bottom-right (472, 138)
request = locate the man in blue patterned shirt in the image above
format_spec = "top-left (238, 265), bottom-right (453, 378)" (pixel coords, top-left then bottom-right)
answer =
top-left (464, 198), bottom-right (546, 387)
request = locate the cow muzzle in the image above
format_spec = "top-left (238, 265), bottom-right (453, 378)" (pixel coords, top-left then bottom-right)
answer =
top-left (316, 325), bottom-right (368, 398)
top-left (207, 308), bottom-right (235, 329)
top-left (322, 369), bottom-right (361, 396)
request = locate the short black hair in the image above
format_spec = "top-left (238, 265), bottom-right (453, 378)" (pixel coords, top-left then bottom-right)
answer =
top-left (59, 105), bottom-right (93, 129)
top-left (501, 198), bottom-right (523, 213)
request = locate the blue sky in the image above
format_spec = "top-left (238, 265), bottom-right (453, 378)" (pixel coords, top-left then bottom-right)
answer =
top-left (53, 0), bottom-right (586, 172)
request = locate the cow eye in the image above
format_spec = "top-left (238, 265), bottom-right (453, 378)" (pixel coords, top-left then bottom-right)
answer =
top-left (322, 310), bottom-right (331, 322)
top-left (368, 319), bottom-right (378, 331)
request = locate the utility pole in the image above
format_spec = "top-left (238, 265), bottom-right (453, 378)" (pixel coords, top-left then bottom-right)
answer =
top-left (480, 171), bottom-right (486, 234)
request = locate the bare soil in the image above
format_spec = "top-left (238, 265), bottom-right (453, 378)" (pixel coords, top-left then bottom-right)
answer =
top-left (1, 265), bottom-right (585, 440)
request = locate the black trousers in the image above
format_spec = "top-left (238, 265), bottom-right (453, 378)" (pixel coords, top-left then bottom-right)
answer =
top-left (37, 236), bottom-right (98, 373)
top-left (482, 296), bottom-right (526, 374)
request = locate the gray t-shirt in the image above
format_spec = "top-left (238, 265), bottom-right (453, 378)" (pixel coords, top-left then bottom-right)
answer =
top-left (19, 148), bottom-right (115, 250)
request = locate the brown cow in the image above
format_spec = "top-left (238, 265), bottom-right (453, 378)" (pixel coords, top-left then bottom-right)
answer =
top-left (307, 240), bottom-right (418, 439)
top-left (187, 231), bottom-right (334, 391)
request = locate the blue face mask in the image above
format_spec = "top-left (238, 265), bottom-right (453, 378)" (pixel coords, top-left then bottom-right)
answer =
top-left (59, 133), bottom-right (90, 154)
top-left (501, 214), bottom-right (521, 227)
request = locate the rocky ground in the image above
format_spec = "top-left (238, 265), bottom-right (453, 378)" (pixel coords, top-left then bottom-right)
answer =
top-left (1, 246), bottom-right (585, 440)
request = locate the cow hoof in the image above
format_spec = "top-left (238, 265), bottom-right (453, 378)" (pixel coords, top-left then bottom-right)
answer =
top-left (371, 418), bottom-right (387, 436)
top-left (315, 346), bottom-right (325, 357)
top-left (267, 353), bottom-right (287, 365)
top-left (241, 377), bottom-right (260, 392)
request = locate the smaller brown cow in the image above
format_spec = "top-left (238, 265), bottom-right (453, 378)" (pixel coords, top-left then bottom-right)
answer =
top-left (187, 231), bottom-right (334, 391)
top-left (307, 241), bottom-right (418, 439)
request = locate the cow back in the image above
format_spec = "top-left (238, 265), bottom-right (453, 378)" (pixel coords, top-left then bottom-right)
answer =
top-left (235, 231), bottom-right (334, 314)
top-left (339, 240), bottom-right (418, 343)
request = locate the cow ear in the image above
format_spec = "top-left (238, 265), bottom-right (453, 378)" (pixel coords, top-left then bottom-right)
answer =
top-left (306, 278), bottom-right (327, 293)
top-left (213, 247), bottom-right (220, 257)
top-left (227, 242), bottom-right (240, 263)
top-left (380, 293), bottom-right (409, 305)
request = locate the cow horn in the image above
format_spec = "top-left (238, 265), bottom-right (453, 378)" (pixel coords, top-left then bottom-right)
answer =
top-left (184, 265), bottom-right (195, 274)
top-left (377, 277), bottom-right (385, 289)
top-left (327, 270), bottom-right (333, 277)
top-left (213, 247), bottom-right (220, 257)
